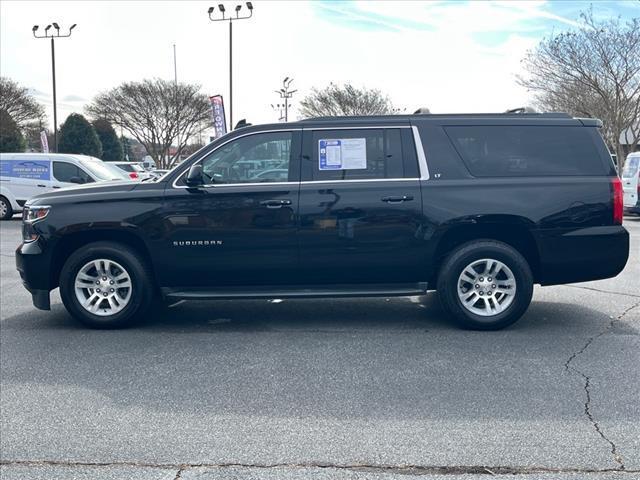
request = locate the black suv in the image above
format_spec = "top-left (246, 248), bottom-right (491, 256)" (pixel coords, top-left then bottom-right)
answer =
top-left (16, 113), bottom-right (629, 329)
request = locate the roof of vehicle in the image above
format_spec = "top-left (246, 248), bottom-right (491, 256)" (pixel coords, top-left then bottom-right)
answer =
top-left (236, 112), bottom-right (597, 130)
top-left (0, 152), bottom-right (102, 162)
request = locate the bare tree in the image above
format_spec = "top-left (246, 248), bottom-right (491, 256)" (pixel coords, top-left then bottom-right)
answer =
top-left (299, 83), bottom-right (395, 118)
top-left (86, 79), bottom-right (211, 169)
top-left (0, 77), bottom-right (46, 128)
top-left (519, 10), bottom-right (640, 171)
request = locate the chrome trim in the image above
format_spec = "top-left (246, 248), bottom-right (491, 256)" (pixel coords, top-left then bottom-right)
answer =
top-left (175, 181), bottom-right (298, 189)
top-left (411, 126), bottom-right (430, 180)
top-left (301, 178), bottom-right (419, 185)
top-left (171, 128), bottom-right (302, 189)
top-left (303, 125), bottom-right (410, 131)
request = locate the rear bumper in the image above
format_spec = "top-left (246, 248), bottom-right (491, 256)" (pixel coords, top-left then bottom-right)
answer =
top-left (536, 225), bottom-right (629, 286)
top-left (15, 240), bottom-right (52, 310)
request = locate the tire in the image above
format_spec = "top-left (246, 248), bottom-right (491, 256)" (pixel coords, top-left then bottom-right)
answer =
top-left (59, 241), bottom-right (154, 328)
top-left (436, 240), bottom-right (533, 330)
top-left (0, 196), bottom-right (13, 221)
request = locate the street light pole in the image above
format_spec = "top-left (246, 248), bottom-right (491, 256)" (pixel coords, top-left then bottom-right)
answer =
top-left (208, 2), bottom-right (254, 130)
top-left (32, 22), bottom-right (76, 153)
top-left (274, 77), bottom-right (296, 122)
top-left (173, 43), bottom-right (181, 163)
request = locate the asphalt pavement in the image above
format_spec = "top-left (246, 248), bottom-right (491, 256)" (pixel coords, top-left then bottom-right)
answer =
top-left (1, 216), bottom-right (639, 480)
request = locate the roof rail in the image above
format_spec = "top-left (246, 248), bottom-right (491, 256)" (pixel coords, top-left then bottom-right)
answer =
top-left (298, 112), bottom-right (574, 122)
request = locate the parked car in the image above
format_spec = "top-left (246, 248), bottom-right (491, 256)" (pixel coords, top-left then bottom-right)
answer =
top-left (16, 112), bottom-right (629, 329)
top-left (107, 162), bottom-right (151, 181)
top-left (0, 153), bottom-right (129, 220)
top-left (250, 168), bottom-right (289, 182)
top-left (622, 152), bottom-right (640, 215)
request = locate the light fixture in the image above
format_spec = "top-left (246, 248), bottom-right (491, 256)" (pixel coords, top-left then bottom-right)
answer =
top-left (208, 6), bottom-right (214, 14)
top-left (218, 4), bottom-right (225, 13)
top-left (246, 2), bottom-right (253, 10)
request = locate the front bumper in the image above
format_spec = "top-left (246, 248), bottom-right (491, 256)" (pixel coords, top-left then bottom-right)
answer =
top-left (16, 240), bottom-right (52, 310)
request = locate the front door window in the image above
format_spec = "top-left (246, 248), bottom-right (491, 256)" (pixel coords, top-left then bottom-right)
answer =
top-left (199, 132), bottom-right (293, 184)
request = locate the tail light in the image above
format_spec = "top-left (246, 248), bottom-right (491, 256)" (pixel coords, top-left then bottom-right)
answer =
top-left (129, 172), bottom-right (139, 180)
top-left (612, 177), bottom-right (623, 225)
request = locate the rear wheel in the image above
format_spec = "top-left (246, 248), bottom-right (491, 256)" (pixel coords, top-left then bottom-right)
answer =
top-left (59, 242), bottom-right (154, 328)
top-left (437, 240), bottom-right (533, 330)
top-left (0, 196), bottom-right (13, 220)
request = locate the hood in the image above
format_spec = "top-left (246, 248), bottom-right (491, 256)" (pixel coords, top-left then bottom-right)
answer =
top-left (26, 180), bottom-right (164, 206)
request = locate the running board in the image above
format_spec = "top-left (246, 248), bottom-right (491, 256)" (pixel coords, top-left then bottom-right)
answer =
top-left (162, 283), bottom-right (429, 301)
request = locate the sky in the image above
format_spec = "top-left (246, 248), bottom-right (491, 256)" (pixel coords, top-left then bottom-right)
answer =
top-left (1, 0), bottom-right (638, 135)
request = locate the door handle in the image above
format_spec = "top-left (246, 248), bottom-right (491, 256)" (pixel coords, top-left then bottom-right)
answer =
top-left (260, 199), bottom-right (292, 209)
top-left (381, 195), bottom-right (413, 204)
top-left (52, 186), bottom-right (61, 189)
top-left (37, 184), bottom-right (47, 188)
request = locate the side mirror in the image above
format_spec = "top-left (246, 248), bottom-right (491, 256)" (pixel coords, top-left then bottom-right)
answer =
top-left (69, 176), bottom-right (85, 184)
top-left (185, 164), bottom-right (204, 187)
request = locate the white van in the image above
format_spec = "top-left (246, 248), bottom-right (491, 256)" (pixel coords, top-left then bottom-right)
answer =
top-left (0, 153), bottom-right (129, 220)
top-left (622, 152), bottom-right (640, 213)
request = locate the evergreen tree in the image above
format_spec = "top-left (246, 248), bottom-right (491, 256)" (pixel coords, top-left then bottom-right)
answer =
top-left (0, 109), bottom-right (26, 152)
top-left (58, 113), bottom-right (102, 158)
top-left (92, 118), bottom-right (123, 161)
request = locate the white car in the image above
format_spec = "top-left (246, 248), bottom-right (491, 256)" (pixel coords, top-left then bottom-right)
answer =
top-left (622, 152), bottom-right (640, 215)
top-left (0, 153), bottom-right (129, 220)
top-left (107, 162), bottom-right (152, 181)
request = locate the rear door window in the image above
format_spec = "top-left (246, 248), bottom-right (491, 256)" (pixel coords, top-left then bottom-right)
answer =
top-left (308, 129), bottom-right (405, 181)
top-left (444, 126), bottom-right (608, 177)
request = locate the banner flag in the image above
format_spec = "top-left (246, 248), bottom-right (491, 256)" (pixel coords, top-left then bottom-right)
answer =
top-left (209, 95), bottom-right (227, 139)
top-left (40, 131), bottom-right (49, 153)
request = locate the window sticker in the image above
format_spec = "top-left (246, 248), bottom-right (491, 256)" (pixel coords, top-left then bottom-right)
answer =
top-left (319, 138), bottom-right (366, 170)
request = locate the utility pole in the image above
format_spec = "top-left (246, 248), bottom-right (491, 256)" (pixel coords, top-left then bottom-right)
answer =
top-left (32, 22), bottom-right (77, 153)
top-left (208, 2), bottom-right (254, 130)
top-left (173, 43), bottom-right (180, 164)
top-left (274, 77), bottom-right (296, 122)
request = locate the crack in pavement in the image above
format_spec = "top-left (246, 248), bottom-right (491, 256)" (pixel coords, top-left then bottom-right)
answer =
top-left (564, 299), bottom-right (640, 471)
top-left (564, 284), bottom-right (640, 299)
top-left (173, 465), bottom-right (185, 479)
top-left (2, 459), bottom-right (640, 476)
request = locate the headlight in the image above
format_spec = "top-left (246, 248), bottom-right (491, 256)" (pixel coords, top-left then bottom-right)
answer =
top-left (23, 205), bottom-right (51, 223)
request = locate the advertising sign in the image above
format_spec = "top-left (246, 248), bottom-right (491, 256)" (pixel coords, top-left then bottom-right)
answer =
top-left (209, 95), bottom-right (227, 139)
top-left (40, 131), bottom-right (49, 153)
top-left (0, 160), bottom-right (51, 180)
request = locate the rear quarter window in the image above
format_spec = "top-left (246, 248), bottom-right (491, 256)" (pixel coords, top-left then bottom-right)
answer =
top-left (444, 125), bottom-right (608, 177)
top-left (622, 156), bottom-right (639, 178)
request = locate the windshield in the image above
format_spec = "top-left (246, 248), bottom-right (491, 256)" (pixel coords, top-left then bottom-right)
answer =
top-left (80, 158), bottom-right (129, 181)
top-left (622, 156), bottom-right (639, 178)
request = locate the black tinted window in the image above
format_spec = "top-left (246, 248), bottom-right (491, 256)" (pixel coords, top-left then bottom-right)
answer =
top-left (445, 126), bottom-right (607, 177)
top-left (310, 129), bottom-right (405, 180)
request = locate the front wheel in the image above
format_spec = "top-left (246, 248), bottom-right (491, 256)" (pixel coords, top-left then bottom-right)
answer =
top-left (59, 242), bottom-right (154, 328)
top-left (437, 240), bottom-right (533, 330)
top-left (0, 196), bottom-right (13, 220)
